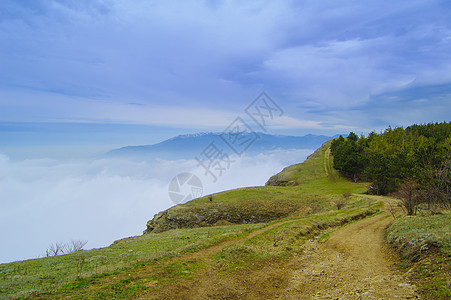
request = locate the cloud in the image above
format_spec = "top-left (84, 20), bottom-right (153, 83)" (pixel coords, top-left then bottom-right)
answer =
top-left (0, 0), bottom-right (450, 134)
top-left (0, 148), bottom-right (312, 263)
top-left (0, 88), bottom-right (343, 131)
top-left (0, 155), bottom-right (171, 263)
top-left (0, 0), bottom-right (285, 102)
top-left (0, 90), bottom-right (239, 128)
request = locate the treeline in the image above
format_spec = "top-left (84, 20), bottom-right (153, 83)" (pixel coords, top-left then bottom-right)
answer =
top-left (330, 122), bottom-right (450, 212)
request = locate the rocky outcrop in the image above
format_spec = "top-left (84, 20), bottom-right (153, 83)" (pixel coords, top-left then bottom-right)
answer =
top-left (265, 173), bottom-right (299, 186)
top-left (143, 204), bottom-right (293, 234)
top-left (265, 165), bottom-right (301, 186)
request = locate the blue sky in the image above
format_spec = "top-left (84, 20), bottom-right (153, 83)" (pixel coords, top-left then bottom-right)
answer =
top-left (1, 0), bottom-right (451, 156)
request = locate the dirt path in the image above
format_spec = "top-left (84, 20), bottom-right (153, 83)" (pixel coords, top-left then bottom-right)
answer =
top-left (279, 212), bottom-right (419, 299)
top-left (188, 217), bottom-right (314, 260)
top-left (324, 147), bottom-right (331, 178)
top-left (138, 210), bottom-right (419, 299)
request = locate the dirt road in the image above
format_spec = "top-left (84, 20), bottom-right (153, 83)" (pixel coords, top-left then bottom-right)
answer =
top-left (139, 210), bottom-right (419, 299)
top-left (280, 212), bottom-right (418, 299)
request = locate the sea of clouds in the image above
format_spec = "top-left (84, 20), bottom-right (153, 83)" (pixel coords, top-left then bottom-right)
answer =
top-left (0, 149), bottom-right (312, 263)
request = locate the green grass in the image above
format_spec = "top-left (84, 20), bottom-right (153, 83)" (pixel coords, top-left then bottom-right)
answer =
top-left (213, 204), bottom-right (381, 273)
top-left (0, 223), bottom-right (264, 299)
top-left (386, 210), bottom-right (451, 299)
top-left (265, 142), bottom-right (366, 194)
top-left (387, 211), bottom-right (451, 255)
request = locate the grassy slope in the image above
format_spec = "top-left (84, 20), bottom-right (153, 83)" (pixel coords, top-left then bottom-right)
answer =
top-left (0, 224), bottom-right (265, 297)
top-left (386, 211), bottom-right (451, 298)
top-left (387, 212), bottom-right (451, 256)
top-left (144, 141), bottom-right (369, 233)
top-left (0, 141), bottom-right (387, 299)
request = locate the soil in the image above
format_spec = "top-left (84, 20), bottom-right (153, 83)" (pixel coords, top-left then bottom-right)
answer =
top-left (136, 211), bottom-right (420, 299)
top-left (279, 212), bottom-right (418, 299)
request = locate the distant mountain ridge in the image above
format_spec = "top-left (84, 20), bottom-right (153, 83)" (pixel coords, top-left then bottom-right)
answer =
top-left (104, 132), bottom-right (340, 160)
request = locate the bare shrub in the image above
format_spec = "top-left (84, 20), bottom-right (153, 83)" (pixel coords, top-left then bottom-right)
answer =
top-left (387, 201), bottom-right (397, 219)
top-left (334, 197), bottom-right (347, 210)
top-left (419, 156), bottom-right (450, 210)
top-left (66, 240), bottom-right (88, 253)
top-left (272, 233), bottom-right (283, 247)
top-left (45, 242), bottom-right (65, 257)
top-left (395, 179), bottom-right (421, 215)
top-left (45, 240), bottom-right (88, 257)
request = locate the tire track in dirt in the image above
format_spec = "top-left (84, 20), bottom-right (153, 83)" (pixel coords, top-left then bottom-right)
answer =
top-left (279, 211), bottom-right (419, 299)
top-left (189, 218), bottom-right (309, 260)
top-left (324, 148), bottom-right (331, 178)
top-left (136, 218), bottom-right (311, 299)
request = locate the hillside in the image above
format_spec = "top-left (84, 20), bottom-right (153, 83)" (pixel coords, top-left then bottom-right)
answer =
top-left (0, 140), bottom-right (448, 299)
top-left (143, 141), bottom-right (366, 234)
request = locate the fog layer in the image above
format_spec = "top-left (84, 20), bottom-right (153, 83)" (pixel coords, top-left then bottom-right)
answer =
top-left (0, 149), bottom-right (312, 263)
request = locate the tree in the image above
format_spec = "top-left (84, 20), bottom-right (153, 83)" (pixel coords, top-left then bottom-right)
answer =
top-left (365, 153), bottom-right (399, 195)
top-left (347, 132), bottom-right (358, 142)
top-left (395, 179), bottom-right (421, 215)
top-left (331, 122), bottom-right (451, 201)
top-left (330, 135), bottom-right (366, 181)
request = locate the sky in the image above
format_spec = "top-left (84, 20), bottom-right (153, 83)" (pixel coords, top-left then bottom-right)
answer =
top-left (1, 0), bottom-right (451, 263)
top-left (1, 0), bottom-right (451, 156)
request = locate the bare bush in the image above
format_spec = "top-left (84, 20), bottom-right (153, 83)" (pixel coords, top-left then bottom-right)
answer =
top-left (387, 201), bottom-right (398, 219)
top-left (395, 179), bottom-right (421, 215)
top-left (45, 240), bottom-right (88, 257)
top-left (45, 242), bottom-right (65, 257)
top-left (66, 240), bottom-right (88, 253)
top-left (272, 233), bottom-right (283, 247)
top-left (334, 198), bottom-right (347, 210)
top-left (420, 156), bottom-right (450, 210)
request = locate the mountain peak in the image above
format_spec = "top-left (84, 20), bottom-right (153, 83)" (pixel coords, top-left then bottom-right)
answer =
top-left (105, 132), bottom-right (337, 160)
top-left (175, 132), bottom-right (216, 139)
